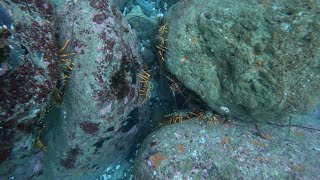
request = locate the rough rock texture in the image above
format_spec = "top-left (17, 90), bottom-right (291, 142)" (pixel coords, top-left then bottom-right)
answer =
top-left (126, 5), bottom-right (157, 44)
top-left (125, 5), bottom-right (158, 66)
top-left (40, 0), bottom-right (144, 179)
top-left (0, 1), bottom-right (58, 178)
top-left (133, 110), bottom-right (320, 179)
top-left (164, 0), bottom-right (320, 122)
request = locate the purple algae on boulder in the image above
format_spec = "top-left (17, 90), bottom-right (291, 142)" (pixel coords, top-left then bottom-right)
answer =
top-left (0, 0), bottom-right (58, 179)
top-left (40, 0), bottom-right (144, 179)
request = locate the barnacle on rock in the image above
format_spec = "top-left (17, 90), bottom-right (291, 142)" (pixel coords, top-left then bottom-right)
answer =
top-left (35, 125), bottom-right (47, 152)
top-left (156, 23), bottom-right (168, 62)
top-left (59, 39), bottom-right (76, 71)
top-left (168, 115), bottom-right (183, 124)
top-left (53, 39), bottom-right (76, 104)
top-left (138, 70), bottom-right (151, 103)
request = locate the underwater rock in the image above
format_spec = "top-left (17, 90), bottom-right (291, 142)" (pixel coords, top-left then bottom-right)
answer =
top-left (0, 0), bottom-right (58, 179)
top-left (115, 0), bottom-right (132, 9)
top-left (135, 0), bottom-right (155, 17)
top-left (125, 5), bottom-right (159, 66)
top-left (126, 5), bottom-right (157, 44)
top-left (133, 112), bottom-right (320, 179)
top-left (141, 48), bottom-right (156, 65)
top-left (164, 0), bottom-right (320, 122)
top-left (41, 0), bottom-right (144, 179)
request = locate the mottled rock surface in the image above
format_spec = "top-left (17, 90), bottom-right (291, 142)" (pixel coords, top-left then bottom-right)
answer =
top-left (134, 110), bottom-right (320, 179)
top-left (164, 0), bottom-right (320, 122)
top-left (0, 0), bottom-right (58, 178)
top-left (39, 0), bottom-right (144, 179)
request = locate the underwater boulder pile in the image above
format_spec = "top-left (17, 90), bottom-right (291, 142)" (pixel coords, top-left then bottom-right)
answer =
top-left (1, 0), bottom-right (320, 179)
top-left (164, 0), bottom-right (320, 122)
top-left (0, 0), bottom-right (59, 178)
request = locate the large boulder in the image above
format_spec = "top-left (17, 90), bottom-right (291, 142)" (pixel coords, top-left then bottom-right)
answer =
top-left (164, 0), bottom-right (320, 122)
top-left (0, 1), bottom-right (58, 178)
top-left (40, 0), bottom-right (144, 179)
top-left (133, 111), bottom-right (320, 179)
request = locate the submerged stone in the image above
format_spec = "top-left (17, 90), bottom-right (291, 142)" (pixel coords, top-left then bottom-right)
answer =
top-left (134, 111), bottom-right (320, 179)
top-left (164, 0), bottom-right (320, 122)
top-left (39, 0), bottom-right (145, 179)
